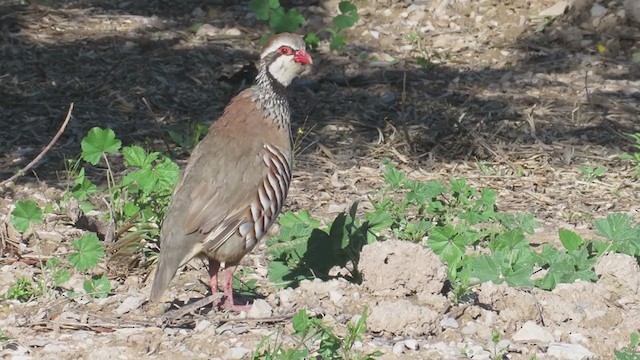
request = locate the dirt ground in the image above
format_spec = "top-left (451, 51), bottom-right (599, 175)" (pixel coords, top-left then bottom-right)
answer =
top-left (1, 0), bottom-right (640, 359)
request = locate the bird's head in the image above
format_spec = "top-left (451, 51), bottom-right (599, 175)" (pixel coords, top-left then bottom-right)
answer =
top-left (259, 33), bottom-right (313, 87)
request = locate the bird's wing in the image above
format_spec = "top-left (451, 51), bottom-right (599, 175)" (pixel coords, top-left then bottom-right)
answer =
top-left (163, 90), bottom-right (291, 255)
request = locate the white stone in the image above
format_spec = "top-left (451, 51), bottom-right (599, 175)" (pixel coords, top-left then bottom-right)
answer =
top-left (404, 339), bottom-right (419, 350)
top-left (440, 317), bottom-right (459, 329)
top-left (329, 290), bottom-right (343, 304)
top-left (224, 347), bottom-right (251, 359)
top-left (512, 321), bottom-right (555, 343)
top-left (392, 341), bottom-right (405, 355)
top-left (547, 343), bottom-right (595, 360)
top-left (539, 1), bottom-right (569, 17)
top-left (247, 299), bottom-right (272, 318)
top-left (590, 3), bottom-right (607, 17)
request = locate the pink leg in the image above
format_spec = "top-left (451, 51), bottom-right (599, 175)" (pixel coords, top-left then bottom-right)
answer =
top-left (208, 259), bottom-right (221, 295)
top-left (220, 266), bottom-right (252, 312)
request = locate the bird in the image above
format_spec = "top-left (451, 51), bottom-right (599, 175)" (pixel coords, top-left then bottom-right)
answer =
top-left (150, 33), bottom-right (313, 311)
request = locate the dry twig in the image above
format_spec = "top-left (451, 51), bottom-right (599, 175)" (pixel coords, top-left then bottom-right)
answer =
top-left (0, 103), bottom-right (74, 190)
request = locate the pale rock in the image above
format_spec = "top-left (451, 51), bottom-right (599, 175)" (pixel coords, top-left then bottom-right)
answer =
top-left (114, 295), bottom-right (146, 315)
top-left (540, 1), bottom-right (569, 17)
top-left (194, 319), bottom-right (212, 332)
top-left (392, 341), bottom-right (405, 355)
top-left (329, 290), bottom-right (343, 304)
top-left (512, 321), bottom-right (555, 343)
top-left (224, 347), bottom-right (251, 359)
top-left (440, 317), bottom-right (459, 329)
top-left (191, 7), bottom-right (205, 17)
top-left (196, 24), bottom-right (218, 37)
top-left (590, 3), bottom-right (607, 17)
top-left (569, 332), bottom-right (588, 344)
top-left (626, 0), bottom-right (640, 22)
top-left (465, 344), bottom-right (491, 360)
top-left (547, 343), bottom-right (595, 360)
top-left (404, 339), bottom-right (419, 350)
top-left (247, 299), bottom-right (272, 318)
top-left (43, 343), bottom-right (66, 353)
top-left (224, 28), bottom-right (242, 36)
top-left (462, 321), bottom-right (477, 335)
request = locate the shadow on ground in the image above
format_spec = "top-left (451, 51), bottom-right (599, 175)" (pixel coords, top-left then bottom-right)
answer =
top-left (1, 0), bottom-right (639, 188)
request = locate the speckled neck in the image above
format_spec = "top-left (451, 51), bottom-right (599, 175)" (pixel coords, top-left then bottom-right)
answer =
top-left (252, 59), bottom-right (291, 131)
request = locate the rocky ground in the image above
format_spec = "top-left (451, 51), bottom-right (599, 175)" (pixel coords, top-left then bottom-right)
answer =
top-left (1, 0), bottom-right (640, 359)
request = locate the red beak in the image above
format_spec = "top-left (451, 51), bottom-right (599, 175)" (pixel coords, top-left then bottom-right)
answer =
top-left (293, 50), bottom-right (313, 65)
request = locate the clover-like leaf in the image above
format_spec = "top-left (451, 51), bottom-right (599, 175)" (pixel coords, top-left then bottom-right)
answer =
top-left (68, 233), bottom-right (104, 271)
top-left (81, 127), bottom-right (121, 165)
top-left (11, 199), bottom-right (43, 233)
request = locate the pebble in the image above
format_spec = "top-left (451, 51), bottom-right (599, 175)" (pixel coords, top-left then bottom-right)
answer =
top-left (404, 339), bottom-right (419, 350)
top-left (194, 319), bottom-right (212, 332)
top-left (191, 7), bottom-right (205, 17)
top-left (43, 343), bottom-right (66, 353)
top-left (114, 295), bottom-right (145, 315)
top-left (329, 290), bottom-right (343, 304)
top-left (590, 3), bottom-right (607, 17)
top-left (512, 321), bottom-right (554, 343)
top-left (224, 347), bottom-right (251, 359)
top-left (392, 341), bottom-right (405, 355)
top-left (464, 344), bottom-right (491, 360)
top-left (547, 343), bottom-right (595, 360)
top-left (247, 299), bottom-right (272, 318)
top-left (224, 28), bottom-right (242, 36)
top-left (440, 317), bottom-right (459, 329)
top-left (196, 24), bottom-right (218, 37)
top-left (539, 1), bottom-right (569, 17)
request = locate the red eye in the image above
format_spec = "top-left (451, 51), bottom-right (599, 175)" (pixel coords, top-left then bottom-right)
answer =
top-left (279, 46), bottom-right (293, 55)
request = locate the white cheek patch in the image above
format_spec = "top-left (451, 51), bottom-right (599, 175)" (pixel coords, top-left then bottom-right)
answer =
top-left (268, 56), bottom-right (299, 86)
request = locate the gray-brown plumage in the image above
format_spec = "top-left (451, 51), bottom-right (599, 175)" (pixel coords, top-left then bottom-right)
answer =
top-left (150, 33), bottom-right (312, 310)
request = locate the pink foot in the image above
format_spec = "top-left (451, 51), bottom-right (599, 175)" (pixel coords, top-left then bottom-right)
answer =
top-left (219, 266), bottom-right (253, 312)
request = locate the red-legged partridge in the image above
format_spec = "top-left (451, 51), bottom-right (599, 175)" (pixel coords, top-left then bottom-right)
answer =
top-left (150, 33), bottom-right (313, 310)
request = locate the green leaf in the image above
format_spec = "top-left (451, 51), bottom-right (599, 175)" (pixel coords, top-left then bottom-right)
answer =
top-left (83, 275), bottom-right (111, 298)
top-left (249, 0), bottom-right (280, 21)
top-left (558, 229), bottom-right (583, 252)
top-left (123, 145), bottom-right (154, 168)
top-left (80, 127), bottom-right (121, 165)
top-left (595, 213), bottom-right (639, 243)
top-left (304, 32), bottom-right (320, 49)
top-left (11, 199), bottom-right (43, 233)
top-left (52, 268), bottom-right (71, 286)
top-left (428, 225), bottom-right (465, 266)
top-left (68, 233), bottom-right (104, 271)
top-left (382, 161), bottom-right (405, 189)
top-left (489, 229), bottom-right (527, 251)
top-left (469, 249), bottom-right (534, 287)
top-left (267, 260), bottom-right (295, 287)
top-left (292, 309), bottom-right (311, 334)
top-left (269, 7), bottom-right (305, 33)
top-left (329, 34), bottom-right (347, 50)
top-left (339, 1), bottom-right (357, 14)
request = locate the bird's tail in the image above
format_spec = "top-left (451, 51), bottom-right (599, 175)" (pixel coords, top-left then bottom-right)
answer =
top-left (149, 255), bottom-right (180, 302)
top-left (149, 231), bottom-right (199, 302)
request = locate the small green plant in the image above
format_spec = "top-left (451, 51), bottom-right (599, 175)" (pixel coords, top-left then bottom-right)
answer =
top-left (0, 329), bottom-right (12, 349)
top-left (267, 203), bottom-right (375, 288)
top-left (5, 277), bottom-right (44, 302)
top-left (615, 332), bottom-right (640, 360)
top-left (11, 199), bottom-right (43, 233)
top-left (167, 122), bottom-right (209, 154)
top-left (620, 132), bottom-right (640, 177)
top-left (68, 127), bottom-right (179, 262)
top-left (485, 330), bottom-right (510, 360)
top-left (253, 308), bottom-right (382, 360)
top-left (3, 232), bottom-right (110, 300)
top-left (250, 0), bottom-right (359, 51)
top-left (578, 165), bottom-right (607, 182)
